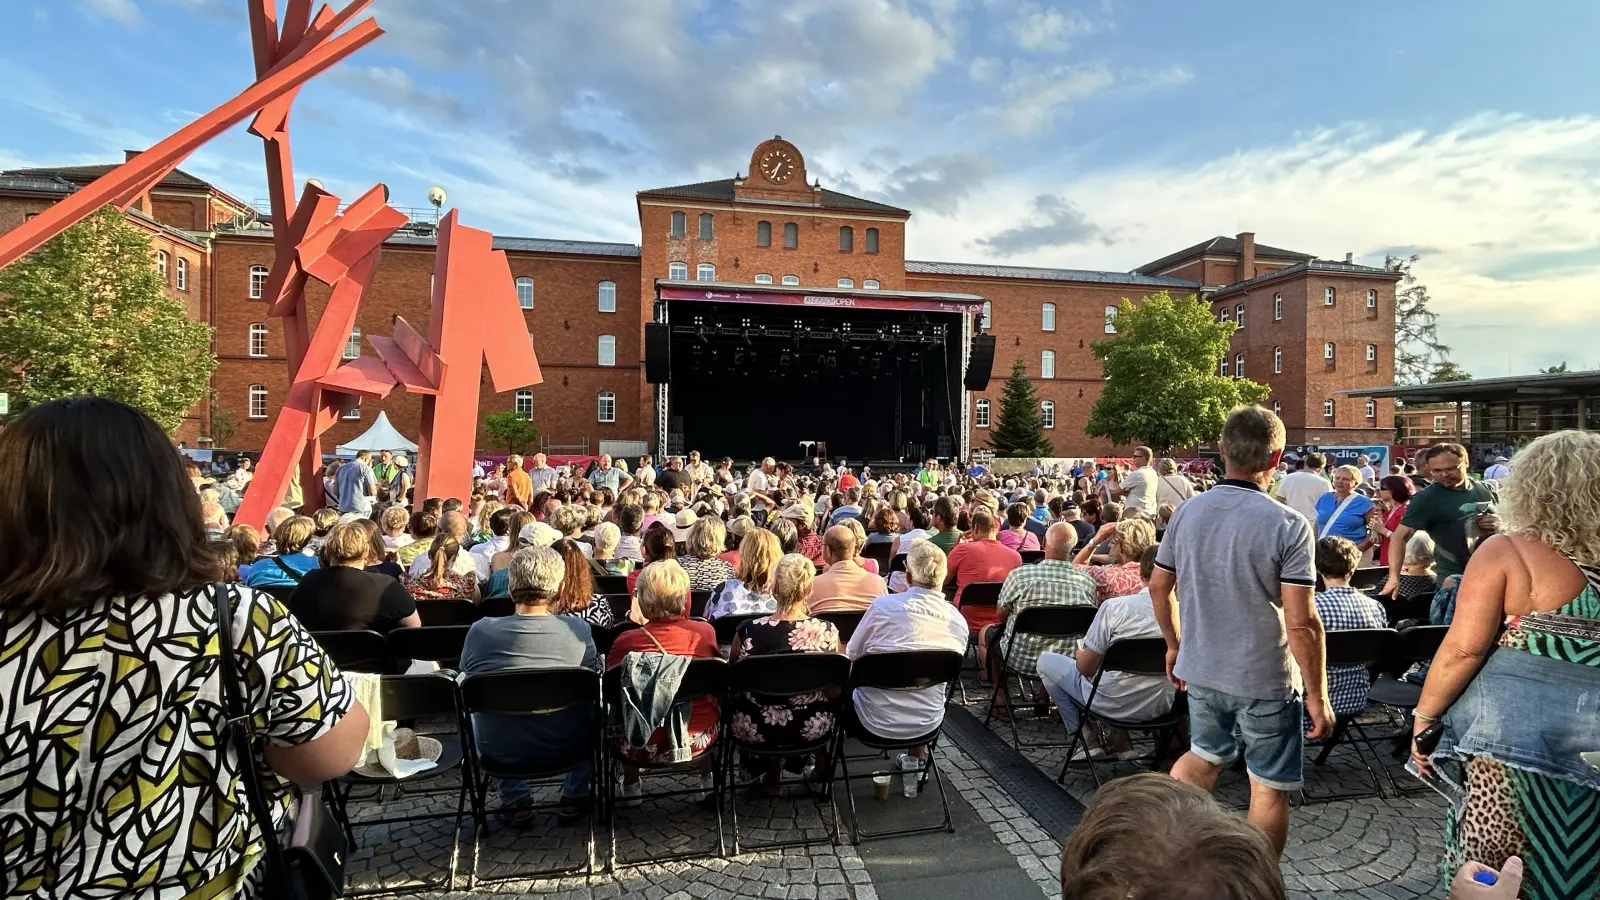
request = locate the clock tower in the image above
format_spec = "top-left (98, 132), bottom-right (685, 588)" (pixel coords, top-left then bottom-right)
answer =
top-left (734, 136), bottom-right (822, 205)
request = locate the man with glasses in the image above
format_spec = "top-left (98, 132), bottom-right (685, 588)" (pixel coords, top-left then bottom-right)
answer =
top-left (1381, 442), bottom-right (1499, 598)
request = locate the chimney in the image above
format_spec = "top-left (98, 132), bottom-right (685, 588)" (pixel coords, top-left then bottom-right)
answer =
top-left (1237, 232), bottom-right (1255, 278)
top-left (124, 149), bottom-right (143, 162)
top-left (1345, 251), bottom-right (1354, 264)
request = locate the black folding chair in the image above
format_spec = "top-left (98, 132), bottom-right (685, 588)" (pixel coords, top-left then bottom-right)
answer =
top-left (326, 673), bottom-right (470, 894)
top-left (594, 574), bottom-right (629, 595)
top-left (459, 667), bottom-right (601, 884)
top-left (256, 584), bottom-right (296, 607)
top-left (387, 625), bottom-right (470, 670)
top-left (1350, 566), bottom-right (1388, 593)
top-left (690, 590), bottom-right (713, 619)
top-left (712, 613), bottom-right (767, 646)
top-left (590, 621), bottom-right (641, 659)
top-left (815, 609), bottom-right (866, 642)
top-left (836, 649), bottom-right (963, 844)
top-left (478, 596), bottom-right (514, 618)
top-left (415, 598), bottom-right (481, 627)
top-left (860, 541), bottom-right (894, 571)
top-left (1367, 624), bottom-right (1448, 792)
top-left (311, 630), bottom-right (390, 673)
top-left (985, 605), bottom-right (1098, 750)
top-left (600, 593), bottom-right (633, 622)
top-left (1058, 637), bottom-right (1186, 788)
top-left (1302, 628), bottom-right (1395, 803)
top-left (602, 657), bottom-right (729, 869)
top-left (1018, 550), bottom-right (1045, 565)
top-left (722, 653), bottom-right (851, 853)
top-left (888, 553), bottom-right (908, 575)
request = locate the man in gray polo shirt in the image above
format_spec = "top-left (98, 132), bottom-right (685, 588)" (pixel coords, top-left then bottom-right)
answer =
top-left (1150, 404), bottom-right (1331, 857)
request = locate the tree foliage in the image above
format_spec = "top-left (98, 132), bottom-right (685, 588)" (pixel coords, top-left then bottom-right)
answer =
top-left (1388, 254), bottom-right (1455, 385)
top-left (209, 403), bottom-right (239, 447)
top-left (987, 357), bottom-right (1054, 457)
top-left (1540, 361), bottom-right (1569, 374)
top-left (1085, 291), bottom-right (1270, 454)
top-left (0, 207), bottom-right (215, 432)
top-left (1428, 361), bottom-right (1474, 383)
top-left (483, 410), bottom-right (539, 455)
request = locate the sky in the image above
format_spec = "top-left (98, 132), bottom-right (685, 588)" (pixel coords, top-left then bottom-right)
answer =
top-left (6, 0), bottom-right (1600, 377)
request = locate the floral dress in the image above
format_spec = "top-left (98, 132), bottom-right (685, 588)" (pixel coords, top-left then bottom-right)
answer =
top-left (402, 569), bottom-right (478, 601)
top-left (729, 616), bottom-right (841, 775)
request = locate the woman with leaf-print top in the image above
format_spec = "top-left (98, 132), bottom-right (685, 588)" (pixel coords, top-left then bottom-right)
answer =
top-left (0, 398), bottom-right (368, 899)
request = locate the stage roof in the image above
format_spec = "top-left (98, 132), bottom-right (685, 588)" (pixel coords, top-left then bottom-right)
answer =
top-left (1344, 370), bottom-right (1600, 404)
top-left (653, 279), bottom-right (984, 303)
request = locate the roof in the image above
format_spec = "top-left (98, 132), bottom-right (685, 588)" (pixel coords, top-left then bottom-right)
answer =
top-left (335, 411), bottom-right (417, 454)
top-left (1134, 235), bottom-right (1313, 275)
top-left (638, 178), bottom-right (910, 215)
top-left (906, 259), bottom-right (1199, 289)
top-left (1344, 370), bottom-right (1600, 403)
top-left (4, 163), bottom-right (216, 191)
top-left (217, 222), bottom-right (641, 258)
top-left (1206, 258), bottom-right (1398, 301)
top-left (0, 172), bottom-right (207, 247)
top-left (654, 278), bottom-right (984, 302)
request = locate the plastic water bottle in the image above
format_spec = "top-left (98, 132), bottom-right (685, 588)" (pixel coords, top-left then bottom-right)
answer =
top-left (897, 753), bottom-right (919, 798)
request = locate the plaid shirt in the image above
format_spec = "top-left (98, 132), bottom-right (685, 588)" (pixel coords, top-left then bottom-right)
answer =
top-left (1315, 586), bottom-right (1389, 716)
top-left (996, 559), bottom-right (1099, 676)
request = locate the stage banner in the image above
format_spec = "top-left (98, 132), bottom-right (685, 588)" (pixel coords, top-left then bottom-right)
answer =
top-left (1320, 445), bottom-right (1389, 472)
top-left (659, 286), bottom-right (986, 316)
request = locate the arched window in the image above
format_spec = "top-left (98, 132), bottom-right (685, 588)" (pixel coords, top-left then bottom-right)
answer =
top-left (345, 326), bottom-right (361, 359)
top-left (668, 261), bottom-right (688, 280)
top-left (515, 390), bottom-right (533, 419)
top-left (839, 226), bottom-right (853, 252)
top-left (980, 301), bottom-right (992, 330)
top-left (249, 264), bottom-right (269, 299)
top-left (1325, 342), bottom-right (1336, 360)
top-left (156, 250), bottom-right (169, 281)
top-left (865, 228), bottom-right (879, 254)
top-left (1234, 353), bottom-right (1244, 377)
top-left (248, 384), bottom-right (268, 419)
top-left (782, 274), bottom-right (799, 286)
top-left (783, 222), bottom-right (798, 249)
top-left (698, 213), bottom-right (714, 239)
top-left (175, 257), bottom-right (188, 291)
top-left (597, 391), bottom-right (616, 423)
top-left (516, 276), bottom-right (534, 309)
top-left (696, 263), bottom-right (715, 282)
top-left (1041, 350), bottom-right (1056, 378)
top-left (837, 277), bottom-right (854, 289)
top-left (1235, 304), bottom-right (1244, 329)
top-left (1104, 305), bottom-right (1118, 333)
top-left (1366, 399), bottom-right (1377, 419)
top-left (670, 211), bottom-right (686, 238)
top-left (863, 279), bottom-right (880, 290)
top-left (1273, 346), bottom-right (1282, 374)
top-left (1041, 302), bottom-right (1056, 332)
top-left (248, 323), bottom-right (267, 357)
top-left (757, 221), bottom-right (771, 247)
top-left (754, 274), bottom-right (773, 284)
top-left (1366, 343), bottom-right (1378, 362)
top-left (598, 334), bottom-right (616, 366)
top-left (1324, 399), bottom-right (1335, 418)
top-left (1040, 400), bottom-right (1056, 429)
top-left (975, 398), bottom-right (990, 428)
top-left (598, 280), bottom-right (616, 313)
top-left (1273, 293), bottom-right (1283, 321)
top-left (1325, 286), bottom-right (1336, 306)
top-left (1273, 400), bottom-right (1282, 416)
top-left (1366, 289), bottom-right (1378, 309)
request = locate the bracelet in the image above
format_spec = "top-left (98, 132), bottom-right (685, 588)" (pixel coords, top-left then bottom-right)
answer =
top-left (1414, 710), bottom-right (1438, 724)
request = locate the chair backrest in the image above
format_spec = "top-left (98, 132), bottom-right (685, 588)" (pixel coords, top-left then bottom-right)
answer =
top-left (479, 596), bottom-right (514, 618)
top-left (888, 552), bottom-right (908, 574)
top-left (712, 612), bottom-right (768, 645)
top-left (460, 666), bottom-right (599, 715)
top-left (1018, 550), bottom-right (1045, 565)
top-left (1350, 566), bottom-right (1389, 592)
top-left (728, 652), bottom-right (851, 698)
top-left (1322, 627), bottom-right (1396, 668)
top-left (1380, 595), bottom-right (1432, 627)
top-left (415, 598), bottom-right (481, 626)
top-left (959, 581), bottom-right (1005, 609)
top-left (1010, 605), bottom-right (1097, 639)
top-left (1099, 637), bottom-right (1170, 677)
top-left (815, 609), bottom-right (866, 642)
top-left (594, 574), bottom-right (629, 595)
top-left (379, 672), bottom-right (461, 720)
top-left (860, 542), bottom-right (893, 568)
top-left (387, 625), bottom-right (470, 666)
top-left (258, 585), bottom-right (296, 607)
top-left (312, 630), bottom-right (389, 673)
top-left (591, 620), bottom-right (641, 658)
top-left (848, 649), bottom-right (964, 691)
top-left (1394, 624), bottom-right (1449, 663)
top-left (602, 655), bottom-right (728, 706)
top-left (690, 590), bottom-right (712, 620)
top-left (601, 593), bottom-right (632, 621)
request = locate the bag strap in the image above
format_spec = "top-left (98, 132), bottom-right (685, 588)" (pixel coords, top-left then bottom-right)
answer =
top-left (212, 583), bottom-right (290, 894)
top-left (1318, 493), bottom-right (1362, 540)
top-left (272, 555), bottom-right (305, 583)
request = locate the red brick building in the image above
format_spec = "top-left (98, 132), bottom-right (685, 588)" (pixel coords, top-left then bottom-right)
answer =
top-left (1, 136), bottom-right (1399, 457)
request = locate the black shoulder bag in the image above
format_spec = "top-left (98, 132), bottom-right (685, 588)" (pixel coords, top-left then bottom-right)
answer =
top-left (212, 583), bottom-right (348, 900)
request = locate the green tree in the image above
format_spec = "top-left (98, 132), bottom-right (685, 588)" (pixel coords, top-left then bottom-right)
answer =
top-left (1428, 361), bottom-right (1474, 383)
top-left (1389, 254), bottom-right (1456, 385)
top-left (0, 207), bottom-right (215, 432)
top-left (209, 404), bottom-right (239, 448)
top-left (1085, 291), bottom-right (1269, 454)
top-left (987, 357), bottom-right (1054, 457)
top-left (483, 409), bottom-right (539, 455)
top-left (1540, 361), bottom-right (1570, 374)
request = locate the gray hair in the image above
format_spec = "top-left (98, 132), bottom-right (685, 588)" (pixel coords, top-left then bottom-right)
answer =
top-left (1403, 531), bottom-right (1436, 569)
top-left (508, 546), bottom-right (564, 600)
top-left (1157, 458), bottom-right (1177, 475)
top-left (904, 539), bottom-right (948, 590)
top-left (550, 504), bottom-right (586, 536)
top-left (593, 521), bottom-right (621, 555)
top-left (687, 516), bottom-right (725, 559)
top-left (1219, 405), bottom-right (1285, 475)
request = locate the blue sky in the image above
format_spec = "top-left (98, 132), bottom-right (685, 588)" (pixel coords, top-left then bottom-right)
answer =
top-left (7, 0), bottom-right (1600, 376)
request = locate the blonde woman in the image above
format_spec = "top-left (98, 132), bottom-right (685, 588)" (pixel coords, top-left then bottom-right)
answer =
top-left (706, 528), bottom-right (781, 619)
top-left (243, 515), bottom-right (319, 588)
top-left (1313, 465), bottom-right (1380, 547)
top-left (380, 505), bottom-right (413, 554)
top-left (679, 516), bottom-right (736, 591)
top-left (1072, 516), bottom-right (1156, 603)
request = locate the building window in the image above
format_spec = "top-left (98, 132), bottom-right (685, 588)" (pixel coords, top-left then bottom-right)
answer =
top-left (515, 390), bottom-right (533, 419)
top-left (175, 257), bottom-right (188, 291)
top-left (783, 222), bottom-right (798, 249)
top-left (980, 301), bottom-right (992, 330)
top-left (598, 280), bottom-right (616, 313)
top-left (1366, 343), bottom-right (1377, 362)
top-left (696, 263), bottom-right (715, 282)
top-left (156, 250), bottom-right (168, 282)
top-left (1366, 288), bottom-right (1377, 308)
top-left (1235, 304), bottom-right (1244, 329)
top-left (1219, 357), bottom-right (1228, 377)
top-left (343, 405), bottom-right (360, 420)
top-left (670, 211), bottom-right (686, 238)
top-left (1234, 354), bottom-right (1244, 377)
top-left (1041, 401), bottom-right (1056, 429)
top-left (1221, 307), bottom-right (1231, 323)
top-left (1273, 400), bottom-right (1282, 416)
top-left (757, 221), bottom-right (771, 247)
top-left (782, 274), bottom-right (799, 286)
top-left (1324, 399), bottom-right (1335, 418)
top-left (698, 213), bottom-right (714, 240)
top-left (516, 276), bottom-right (534, 309)
top-left (669, 261), bottom-right (688, 280)
top-left (598, 391), bottom-right (616, 423)
top-left (755, 274), bottom-right (773, 285)
top-left (1324, 286), bottom-right (1336, 306)
top-left (975, 398), bottom-right (990, 428)
top-left (865, 227), bottom-right (879, 254)
top-left (598, 334), bottom-right (616, 367)
top-left (1042, 303), bottom-right (1056, 332)
top-left (1041, 350), bottom-right (1055, 379)
top-left (837, 277), bottom-right (853, 289)
top-left (863, 279), bottom-right (880, 290)
top-left (1104, 305), bottom-right (1118, 333)
top-left (839, 226), bottom-right (853, 252)
top-left (1366, 399), bottom-right (1377, 419)
top-left (249, 265), bottom-right (269, 299)
top-left (1325, 342), bottom-right (1336, 361)
top-left (344, 327), bottom-right (361, 359)
top-left (248, 384), bottom-right (268, 419)
top-left (1433, 414), bottom-right (1448, 434)
top-left (1273, 346), bottom-right (1282, 374)
top-left (248, 323), bottom-right (268, 358)
top-left (1273, 293), bottom-right (1282, 321)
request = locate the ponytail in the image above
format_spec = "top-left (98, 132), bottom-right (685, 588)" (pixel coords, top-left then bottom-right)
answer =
top-left (426, 536), bottom-right (460, 588)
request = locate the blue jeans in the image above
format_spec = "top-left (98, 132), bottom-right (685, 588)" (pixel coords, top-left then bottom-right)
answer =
top-left (1186, 684), bottom-right (1304, 791)
top-left (472, 709), bottom-right (593, 802)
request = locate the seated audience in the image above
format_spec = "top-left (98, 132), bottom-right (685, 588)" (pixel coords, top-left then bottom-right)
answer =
top-left (290, 522), bottom-right (420, 671)
top-left (707, 528), bottom-right (782, 619)
top-left (926, 496), bottom-right (963, 554)
top-left (550, 505), bottom-right (590, 555)
top-left (396, 511), bottom-right (437, 569)
top-left (243, 515), bottom-right (319, 588)
top-left (220, 524), bottom-right (261, 581)
top-left (1312, 536), bottom-right (1388, 721)
top-left (866, 507), bottom-right (900, 545)
top-left (720, 516), bottom-right (752, 568)
top-left (552, 539), bottom-right (614, 627)
top-left (809, 525), bottom-right (888, 613)
top-left (1398, 531), bottom-right (1440, 613)
top-left (767, 516), bottom-right (799, 554)
top-left (460, 546), bottom-right (598, 825)
top-left (402, 531), bottom-right (480, 601)
top-left (614, 503), bottom-right (646, 562)
top-left (837, 518), bottom-right (880, 575)
top-left (591, 521), bottom-right (634, 577)
top-left (980, 523), bottom-right (1097, 685)
top-left (406, 511), bottom-right (475, 579)
top-left (483, 511), bottom-right (535, 599)
top-left (998, 502), bottom-right (1042, 552)
top-left (945, 508), bottom-right (1023, 634)
top-left (256, 506), bottom-right (296, 556)
top-left (307, 506), bottom-right (339, 554)
top-left (889, 505), bottom-right (933, 559)
top-left (678, 516), bottom-right (737, 591)
top-left (352, 519), bottom-right (404, 579)
top-left (782, 504), bottom-right (824, 563)
top-left (380, 505), bottom-right (413, 554)
top-left (469, 507), bottom-right (515, 579)
top-left (470, 499), bottom-right (504, 548)
top-left (626, 522), bottom-right (677, 596)
top-left (1072, 517), bottom-right (1156, 603)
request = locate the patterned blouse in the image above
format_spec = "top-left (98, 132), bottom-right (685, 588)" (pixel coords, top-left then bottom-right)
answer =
top-left (0, 584), bottom-right (354, 898)
top-left (705, 578), bottom-right (778, 620)
top-left (402, 568), bottom-right (479, 601)
top-left (1075, 561), bottom-right (1145, 604)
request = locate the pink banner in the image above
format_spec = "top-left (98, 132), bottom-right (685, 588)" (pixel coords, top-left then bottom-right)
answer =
top-left (658, 285), bottom-right (985, 316)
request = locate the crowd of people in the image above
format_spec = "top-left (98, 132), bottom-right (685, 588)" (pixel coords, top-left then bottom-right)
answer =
top-left (1, 396), bottom-right (1593, 900)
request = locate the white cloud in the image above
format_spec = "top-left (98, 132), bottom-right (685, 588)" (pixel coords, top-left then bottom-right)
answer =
top-left (1010, 6), bottom-right (1097, 51)
top-left (75, 0), bottom-right (140, 25)
top-left (998, 64), bottom-right (1115, 134)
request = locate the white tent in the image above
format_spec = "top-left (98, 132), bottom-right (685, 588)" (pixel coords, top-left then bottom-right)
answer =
top-left (336, 411), bottom-right (418, 454)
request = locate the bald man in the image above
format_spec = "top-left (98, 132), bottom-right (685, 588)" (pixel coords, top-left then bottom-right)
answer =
top-left (809, 525), bottom-right (888, 613)
top-left (979, 522), bottom-right (1099, 685)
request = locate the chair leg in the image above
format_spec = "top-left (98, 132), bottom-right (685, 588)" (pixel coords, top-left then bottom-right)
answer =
top-left (1057, 720), bottom-right (1084, 784)
top-left (837, 733), bottom-right (861, 846)
top-left (926, 744), bottom-right (954, 834)
top-left (1314, 717), bottom-right (1350, 766)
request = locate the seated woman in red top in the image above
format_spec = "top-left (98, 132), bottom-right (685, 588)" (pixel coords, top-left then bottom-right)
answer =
top-left (607, 560), bottom-right (721, 805)
top-left (1072, 517), bottom-right (1156, 603)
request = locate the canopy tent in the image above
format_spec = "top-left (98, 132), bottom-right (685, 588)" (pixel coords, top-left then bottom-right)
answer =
top-left (336, 411), bottom-right (418, 455)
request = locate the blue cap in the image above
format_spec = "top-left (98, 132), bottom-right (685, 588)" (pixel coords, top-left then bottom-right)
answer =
top-left (1472, 870), bottom-right (1498, 886)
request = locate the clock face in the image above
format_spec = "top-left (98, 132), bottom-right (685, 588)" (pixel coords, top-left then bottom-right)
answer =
top-left (760, 147), bottom-right (797, 184)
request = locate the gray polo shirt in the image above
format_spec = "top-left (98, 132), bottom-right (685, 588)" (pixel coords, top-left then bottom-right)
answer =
top-left (1154, 479), bottom-right (1315, 701)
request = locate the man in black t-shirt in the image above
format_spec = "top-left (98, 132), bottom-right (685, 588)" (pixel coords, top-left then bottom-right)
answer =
top-left (655, 456), bottom-right (693, 495)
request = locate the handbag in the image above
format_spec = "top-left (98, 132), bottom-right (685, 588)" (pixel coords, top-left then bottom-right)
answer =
top-left (212, 583), bottom-right (348, 899)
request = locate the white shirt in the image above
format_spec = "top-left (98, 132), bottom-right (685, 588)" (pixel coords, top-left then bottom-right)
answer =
top-left (407, 542), bottom-right (481, 579)
top-left (1118, 466), bottom-right (1157, 513)
top-left (1072, 589), bottom-right (1175, 722)
top-left (1358, 465), bottom-right (1377, 483)
top-left (468, 535), bottom-right (510, 580)
top-left (1273, 470), bottom-right (1331, 523)
top-left (634, 466), bottom-right (656, 487)
top-left (845, 586), bottom-right (968, 740)
top-left (1154, 473), bottom-right (1193, 510)
top-left (1485, 463), bottom-right (1511, 481)
top-left (746, 469), bottom-right (772, 511)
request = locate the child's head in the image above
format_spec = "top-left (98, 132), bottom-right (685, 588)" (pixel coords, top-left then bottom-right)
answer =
top-left (1403, 531), bottom-right (1436, 573)
top-left (1314, 536), bottom-right (1361, 582)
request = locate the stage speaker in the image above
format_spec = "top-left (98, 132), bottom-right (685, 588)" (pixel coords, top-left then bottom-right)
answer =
top-left (645, 323), bottom-right (671, 384)
top-left (964, 334), bottom-right (996, 390)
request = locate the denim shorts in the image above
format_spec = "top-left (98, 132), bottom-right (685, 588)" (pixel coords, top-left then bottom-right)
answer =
top-left (1186, 684), bottom-right (1304, 791)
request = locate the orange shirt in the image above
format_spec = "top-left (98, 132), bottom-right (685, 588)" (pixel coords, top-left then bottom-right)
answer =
top-left (504, 466), bottom-right (533, 508)
top-left (946, 538), bottom-right (1022, 632)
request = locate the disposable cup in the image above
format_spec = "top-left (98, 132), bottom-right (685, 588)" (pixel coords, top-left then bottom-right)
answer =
top-left (872, 775), bottom-right (892, 801)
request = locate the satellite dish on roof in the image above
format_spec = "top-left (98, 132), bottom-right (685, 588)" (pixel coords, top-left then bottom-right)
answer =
top-left (305, 177), bottom-right (324, 191)
top-left (427, 186), bottom-right (447, 209)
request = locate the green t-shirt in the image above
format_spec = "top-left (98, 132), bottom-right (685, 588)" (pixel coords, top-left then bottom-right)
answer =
top-left (1399, 478), bottom-right (1498, 578)
top-left (928, 529), bottom-right (962, 554)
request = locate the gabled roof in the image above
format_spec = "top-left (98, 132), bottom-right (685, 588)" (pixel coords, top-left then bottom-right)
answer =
top-left (4, 164), bottom-right (216, 191)
top-left (906, 260), bottom-right (1199, 289)
top-left (1206, 258), bottom-right (1399, 301)
top-left (638, 178), bottom-right (910, 215)
top-left (217, 222), bottom-right (642, 258)
top-left (1134, 235), bottom-right (1313, 275)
